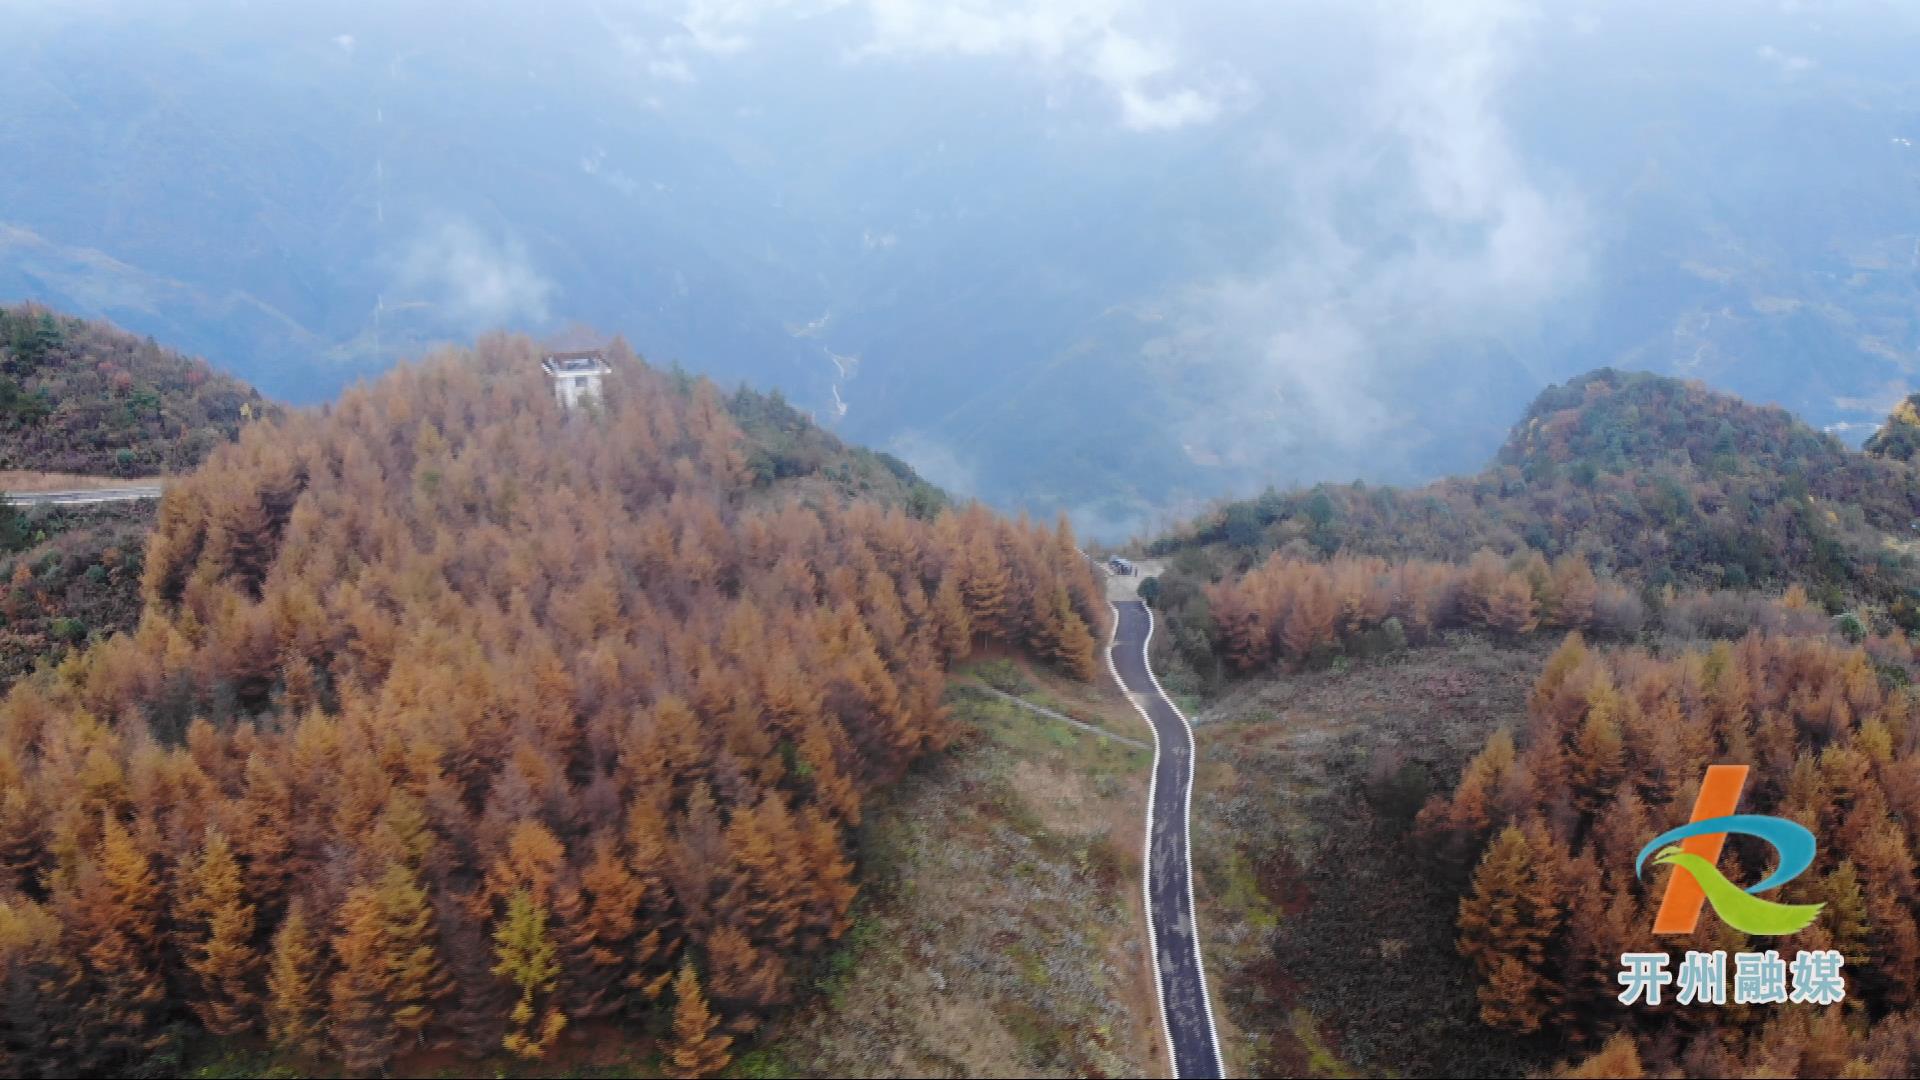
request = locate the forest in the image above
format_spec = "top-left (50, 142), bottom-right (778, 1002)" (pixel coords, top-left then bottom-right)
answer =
top-left (0, 334), bottom-right (1106, 1077)
top-left (1200, 549), bottom-right (1639, 675)
top-left (0, 303), bottom-right (271, 476)
top-left (1150, 369), bottom-right (1920, 609)
top-left (1423, 627), bottom-right (1920, 1077)
top-left (1138, 370), bottom-right (1920, 1078)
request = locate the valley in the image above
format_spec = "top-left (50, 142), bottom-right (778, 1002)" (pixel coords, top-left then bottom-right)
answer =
top-left (1, 315), bottom-right (1919, 1080)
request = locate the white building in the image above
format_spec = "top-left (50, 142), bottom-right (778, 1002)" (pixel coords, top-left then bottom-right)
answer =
top-left (542, 350), bottom-right (612, 409)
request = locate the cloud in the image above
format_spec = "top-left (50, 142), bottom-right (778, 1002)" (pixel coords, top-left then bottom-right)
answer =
top-left (608, 0), bottom-right (1236, 131)
top-left (887, 429), bottom-right (978, 496)
top-left (1142, 0), bottom-right (1586, 479)
top-left (1757, 43), bottom-right (1814, 74)
top-left (856, 0), bottom-right (1241, 131)
top-left (393, 219), bottom-right (555, 329)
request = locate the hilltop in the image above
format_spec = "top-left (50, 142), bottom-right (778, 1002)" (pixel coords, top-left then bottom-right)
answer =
top-left (0, 303), bottom-right (272, 476)
top-left (0, 315), bottom-right (950, 696)
top-left (0, 332), bottom-right (1115, 1078)
top-left (1150, 368), bottom-right (1920, 607)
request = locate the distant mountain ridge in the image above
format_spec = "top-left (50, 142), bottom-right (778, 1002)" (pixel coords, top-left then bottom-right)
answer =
top-left (0, 302), bottom-right (274, 476)
top-left (1149, 367), bottom-right (1920, 606)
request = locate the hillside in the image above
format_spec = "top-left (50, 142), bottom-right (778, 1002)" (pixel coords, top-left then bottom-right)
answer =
top-left (0, 501), bottom-right (152, 691)
top-left (1151, 369), bottom-right (1920, 606)
top-left (1135, 370), bottom-right (1920, 1077)
top-left (1866, 393), bottom-right (1920, 463)
top-left (0, 303), bottom-right (271, 476)
top-left (0, 307), bottom-right (280, 692)
top-left (0, 334), bottom-right (1110, 1078)
top-left (0, 305), bottom-right (276, 689)
top-left (725, 382), bottom-right (946, 519)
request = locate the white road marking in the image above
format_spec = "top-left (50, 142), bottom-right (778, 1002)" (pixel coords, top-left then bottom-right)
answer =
top-left (1105, 596), bottom-right (1228, 1079)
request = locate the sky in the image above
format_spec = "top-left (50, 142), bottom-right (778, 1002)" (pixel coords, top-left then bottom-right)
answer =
top-left (4, 0), bottom-right (1919, 536)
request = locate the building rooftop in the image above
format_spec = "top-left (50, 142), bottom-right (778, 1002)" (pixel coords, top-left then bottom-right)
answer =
top-left (542, 350), bottom-right (612, 375)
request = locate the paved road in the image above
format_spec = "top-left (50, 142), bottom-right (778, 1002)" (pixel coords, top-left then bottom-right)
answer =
top-left (1108, 598), bottom-right (1226, 1079)
top-left (1, 486), bottom-right (164, 506)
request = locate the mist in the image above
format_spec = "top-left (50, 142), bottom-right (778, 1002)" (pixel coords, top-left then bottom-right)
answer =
top-left (4, 0), bottom-right (1918, 538)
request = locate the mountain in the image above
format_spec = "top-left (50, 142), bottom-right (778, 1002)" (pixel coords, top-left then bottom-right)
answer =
top-left (1151, 369), bottom-right (1920, 606)
top-left (0, 302), bottom-right (271, 476)
top-left (0, 332), bottom-right (1108, 1077)
top-left (1135, 368), bottom-right (1920, 1078)
top-left (5, 2), bottom-right (1919, 537)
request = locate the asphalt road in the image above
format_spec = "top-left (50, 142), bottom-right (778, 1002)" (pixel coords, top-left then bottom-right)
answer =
top-left (1109, 598), bottom-right (1226, 1079)
top-left (1, 486), bottom-right (164, 506)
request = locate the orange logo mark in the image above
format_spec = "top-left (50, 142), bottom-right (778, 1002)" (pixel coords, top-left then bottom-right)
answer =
top-left (1651, 764), bottom-right (1749, 935)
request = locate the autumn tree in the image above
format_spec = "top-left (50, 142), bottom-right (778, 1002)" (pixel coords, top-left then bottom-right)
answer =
top-left (265, 900), bottom-right (326, 1057)
top-left (1484, 573), bottom-right (1540, 637)
top-left (492, 889), bottom-right (567, 1059)
top-left (1431, 629), bottom-right (1920, 1067)
top-left (329, 863), bottom-right (449, 1072)
top-left (668, 962), bottom-right (732, 1079)
top-left (1457, 824), bottom-right (1563, 1033)
top-left (174, 828), bottom-right (260, 1035)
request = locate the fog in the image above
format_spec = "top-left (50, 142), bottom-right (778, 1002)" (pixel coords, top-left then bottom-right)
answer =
top-left (4, 0), bottom-right (1918, 536)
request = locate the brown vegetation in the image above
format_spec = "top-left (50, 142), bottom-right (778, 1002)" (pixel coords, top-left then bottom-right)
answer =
top-left (0, 335), bottom-right (1105, 1076)
top-left (1154, 369), bottom-right (1920, 607)
top-left (0, 303), bottom-right (270, 476)
top-left (1206, 550), bottom-right (1635, 674)
top-left (1424, 629), bottom-right (1920, 1076)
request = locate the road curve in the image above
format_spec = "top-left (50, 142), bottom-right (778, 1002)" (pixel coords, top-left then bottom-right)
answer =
top-left (1, 486), bottom-right (164, 506)
top-left (1108, 598), bottom-right (1226, 1079)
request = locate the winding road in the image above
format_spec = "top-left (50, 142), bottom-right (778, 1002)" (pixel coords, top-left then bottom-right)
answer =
top-left (1108, 596), bottom-right (1227, 1079)
top-left (0, 486), bottom-right (164, 506)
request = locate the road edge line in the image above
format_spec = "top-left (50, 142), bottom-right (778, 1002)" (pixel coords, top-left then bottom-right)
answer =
top-left (1105, 599), bottom-right (1179, 1080)
top-left (1140, 603), bottom-right (1229, 1077)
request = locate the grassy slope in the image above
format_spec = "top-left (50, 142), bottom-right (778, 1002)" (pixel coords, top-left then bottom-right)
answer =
top-left (1187, 633), bottom-right (1559, 1079)
top-left (761, 656), bottom-right (1162, 1078)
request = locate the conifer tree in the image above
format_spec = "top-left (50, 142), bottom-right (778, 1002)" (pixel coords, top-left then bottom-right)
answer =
top-left (63, 816), bottom-right (170, 1070)
top-left (265, 900), bottom-right (326, 1057)
top-left (958, 531), bottom-right (1012, 642)
top-left (548, 842), bottom-right (631, 1020)
top-left (1046, 584), bottom-right (1099, 679)
top-left (491, 889), bottom-right (567, 1059)
top-left (174, 828), bottom-right (261, 1035)
top-left (1484, 573), bottom-right (1540, 636)
top-left (376, 861), bottom-right (449, 1046)
top-left (1279, 576), bottom-right (1337, 660)
top-left (1458, 825), bottom-right (1561, 1032)
top-left (931, 574), bottom-right (973, 661)
top-left (329, 883), bottom-right (400, 1074)
top-left (667, 962), bottom-right (732, 1079)
top-left (0, 897), bottom-right (70, 1076)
